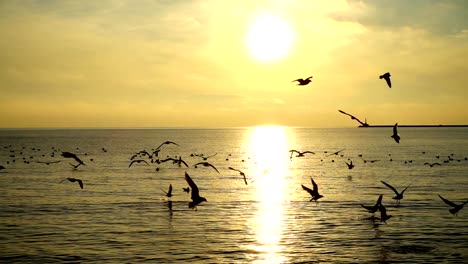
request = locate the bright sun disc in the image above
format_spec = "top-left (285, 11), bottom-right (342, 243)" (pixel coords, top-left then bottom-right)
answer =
top-left (245, 13), bottom-right (295, 62)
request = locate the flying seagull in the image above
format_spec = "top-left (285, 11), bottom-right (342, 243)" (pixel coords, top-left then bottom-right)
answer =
top-left (193, 162), bottom-right (220, 173)
top-left (160, 157), bottom-right (189, 168)
top-left (438, 194), bottom-right (467, 216)
top-left (289, 150), bottom-right (315, 159)
top-left (360, 194), bottom-right (383, 214)
top-left (59, 177), bottom-right (84, 189)
top-left (292, 76), bottom-right (313, 86)
top-left (228, 167), bottom-right (248, 185)
top-left (338, 110), bottom-right (369, 127)
top-left (391, 123), bottom-right (400, 143)
top-left (301, 177), bottom-right (324, 202)
top-left (185, 172), bottom-right (207, 210)
top-left (162, 184), bottom-right (173, 198)
top-left (345, 160), bottom-right (355, 169)
top-left (128, 159), bottom-right (150, 168)
top-left (61, 151), bottom-right (85, 166)
top-left (326, 149), bottom-right (346, 157)
top-left (381, 181), bottom-right (410, 205)
top-left (379, 72), bottom-right (392, 88)
top-left (155, 141), bottom-right (180, 150)
top-left (424, 162), bottom-right (441, 167)
top-left (379, 204), bottom-right (392, 223)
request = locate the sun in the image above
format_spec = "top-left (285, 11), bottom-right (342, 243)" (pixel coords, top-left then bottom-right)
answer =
top-left (245, 13), bottom-right (295, 63)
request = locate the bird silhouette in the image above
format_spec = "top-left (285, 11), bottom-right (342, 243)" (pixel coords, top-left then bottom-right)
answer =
top-left (155, 141), bottom-right (180, 150)
top-left (438, 194), bottom-right (467, 216)
top-left (326, 149), bottom-right (346, 157)
top-left (160, 157), bottom-right (189, 167)
top-left (391, 123), bottom-right (400, 143)
top-left (162, 184), bottom-right (173, 198)
top-left (361, 194), bottom-right (383, 214)
top-left (301, 177), bottom-right (324, 202)
top-left (289, 150), bottom-right (315, 159)
top-left (338, 110), bottom-right (370, 127)
top-left (379, 204), bottom-right (392, 223)
top-left (185, 172), bottom-right (207, 210)
top-left (381, 181), bottom-right (409, 205)
top-left (59, 177), bottom-right (84, 189)
top-left (292, 76), bottom-right (313, 86)
top-left (182, 187), bottom-right (190, 193)
top-left (61, 152), bottom-right (85, 166)
top-left (128, 159), bottom-right (150, 168)
top-left (379, 72), bottom-right (392, 88)
top-left (228, 167), bottom-right (248, 185)
top-left (345, 160), bottom-right (355, 169)
top-left (424, 162), bottom-right (441, 167)
top-left (193, 162), bottom-right (220, 173)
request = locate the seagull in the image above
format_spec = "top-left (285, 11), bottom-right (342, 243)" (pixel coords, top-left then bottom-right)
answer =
top-left (228, 167), bottom-right (248, 185)
top-left (379, 72), bottom-right (392, 88)
top-left (301, 177), bottom-right (324, 202)
top-left (36, 160), bottom-right (61, 165)
top-left (424, 162), bottom-right (441, 167)
top-left (391, 123), bottom-right (400, 143)
top-left (338, 110), bottom-right (369, 127)
top-left (345, 160), bottom-right (355, 169)
top-left (162, 184), bottom-right (173, 198)
top-left (379, 204), bottom-right (392, 223)
top-left (361, 158), bottom-right (380, 163)
top-left (326, 149), bottom-right (345, 157)
top-left (128, 159), bottom-right (150, 168)
top-left (292, 76), bottom-right (313, 86)
top-left (360, 194), bottom-right (383, 214)
top-left (155, 141), bottom-right (180, 150)
top-left (438, 194), bottom-right (467, 216)
top-left (185, 172), bottom-right (207, 210)
top-left (160, 157), bottom-right (189, 167)
top-left (289, 150), bottom-right (315, 159)
top-left (59, 177), bottom-right (84, 189)
top-left (193, 162), bottom-right (220, 173)
top-left (61, 151), bottom-right (85, 166)
top-left (381, 181), bottom-right (410, 205)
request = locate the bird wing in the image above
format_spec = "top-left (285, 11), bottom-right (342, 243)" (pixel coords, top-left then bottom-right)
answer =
top-left (311, 178), bottom-right (319, 192)
top-left (179, 159), bottom-right (189, 168)
top-left (302, 151), bottom-right (316, 155)
top-left (393, 123), bottom-right (398, 135)
top-left (77, 179), bottom-right (83, 189)
top-left (292, 78), bottom-right (302, 83)
top-left (375, 194), bottom-right (383, 206)
top-left (438, 194), bottom-right (457, 207)
top-left (207, 163), bottom-right (220, 173)
top-left (385, 76), bottom-right (392, 88)
top-left (381, 181), bottom-right (399, 195)
top-left (72, 155), bottom-right (85, 165)
top-left (338, 110), bottom-right (367, 126)
top-left (185, 172), bottom-right (199, 199)
top-left (301, 184), bottom-right (313, 195)
top-left (228, 167), bottom-right (242, 173)
top-left (160, 158), bottom-right (176, 163)
top-left (128, 160), bottom-right (136, 167)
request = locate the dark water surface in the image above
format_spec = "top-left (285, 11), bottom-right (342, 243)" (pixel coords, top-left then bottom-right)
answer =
top-left (0, 127), bottom-right (467, 263)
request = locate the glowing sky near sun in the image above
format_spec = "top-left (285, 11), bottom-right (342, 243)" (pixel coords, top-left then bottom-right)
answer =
top-left (0, 0), bottom-right (467, 128)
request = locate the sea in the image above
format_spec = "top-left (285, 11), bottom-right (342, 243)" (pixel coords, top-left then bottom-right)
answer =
top-left (0, 127), bottom-right (467, 263)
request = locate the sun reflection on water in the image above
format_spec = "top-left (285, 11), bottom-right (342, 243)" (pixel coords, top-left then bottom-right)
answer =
top-left (246, 126), bottom-right (292, 263)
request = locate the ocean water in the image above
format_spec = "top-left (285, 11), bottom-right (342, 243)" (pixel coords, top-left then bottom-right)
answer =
top-left (0, 127), bottom-right (467, 263)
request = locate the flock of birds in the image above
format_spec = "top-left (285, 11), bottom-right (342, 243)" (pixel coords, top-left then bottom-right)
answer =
top-left (1, 135), bottom-right (467, 221)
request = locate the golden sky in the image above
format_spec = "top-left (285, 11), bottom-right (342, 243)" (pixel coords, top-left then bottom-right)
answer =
top-left (1, 0), bottom-right (467, 128)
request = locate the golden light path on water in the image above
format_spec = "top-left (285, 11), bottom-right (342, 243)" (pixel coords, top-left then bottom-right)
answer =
top-left (245, 126), bottom-right (293, 263)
